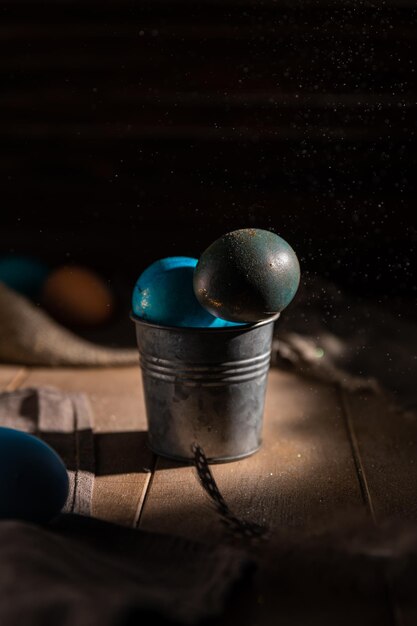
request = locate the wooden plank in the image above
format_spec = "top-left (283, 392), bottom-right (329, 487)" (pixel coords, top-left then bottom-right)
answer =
top-left (22, 367), bottom-right (154, 527)
top-left (139, 370), bottom-right (367, 541)
top-left (18, 367), bottom-right (144, 431)
top-left (341, 388), bottom-right (417, 626)
top-left (341, 389), bottom-right (417, 524)
top-left (0, 367), bottom-right (28, 391)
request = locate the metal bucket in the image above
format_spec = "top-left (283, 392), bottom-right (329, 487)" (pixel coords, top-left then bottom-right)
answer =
top-left (131, 313), bottom-right (278, 463)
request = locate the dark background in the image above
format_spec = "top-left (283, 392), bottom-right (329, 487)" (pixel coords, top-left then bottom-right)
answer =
top-left (1, 0), bottom-right (416, 300)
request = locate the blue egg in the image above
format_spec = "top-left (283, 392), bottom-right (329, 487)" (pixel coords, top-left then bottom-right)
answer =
top-left (207, 316), bottom-right (242, 328)
top-left (0, 255), bottom-right (49, 299)
top-left (132, 257), bottom-right (243, 328)
top-left (0, 427), bottom-right (69, 524)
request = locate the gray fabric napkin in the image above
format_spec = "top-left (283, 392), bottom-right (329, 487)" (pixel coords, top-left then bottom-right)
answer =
top-left (0, 515), bottom-right (249, 626)
top-left (0, 387), bottom-right (95, 516)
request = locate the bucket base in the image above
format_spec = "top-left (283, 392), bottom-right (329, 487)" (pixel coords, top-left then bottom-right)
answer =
top-left (147, 440), bottom-right (262, 464)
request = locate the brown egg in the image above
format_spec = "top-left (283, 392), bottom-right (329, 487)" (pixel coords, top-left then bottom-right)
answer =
top-left (42, 265), bottom-right (114, 327)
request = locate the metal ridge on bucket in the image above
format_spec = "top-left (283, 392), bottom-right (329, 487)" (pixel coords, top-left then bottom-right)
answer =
top-left (139, 351), bottom-right (271, 386)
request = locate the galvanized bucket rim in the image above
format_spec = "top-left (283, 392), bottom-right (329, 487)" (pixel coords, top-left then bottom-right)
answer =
top-left (130, 311), bottom-right (279, 333)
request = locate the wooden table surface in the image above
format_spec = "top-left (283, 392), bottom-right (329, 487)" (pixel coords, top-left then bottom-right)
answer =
top-left (1, 364), bottom-right (416, 625)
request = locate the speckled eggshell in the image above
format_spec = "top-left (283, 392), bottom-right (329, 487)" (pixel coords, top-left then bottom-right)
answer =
top-left (194, 228), bottom-right (300, 323)
top-left (132, 257), bottom-right (242, 328)
top-left (0, 427), bottom-right (69, 524)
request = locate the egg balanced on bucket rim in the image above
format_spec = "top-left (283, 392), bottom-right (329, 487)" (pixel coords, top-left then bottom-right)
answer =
top-left (193, 228), bottom-right (300, 324)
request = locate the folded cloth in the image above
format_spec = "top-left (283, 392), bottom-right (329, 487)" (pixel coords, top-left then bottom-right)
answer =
top-left (0, 282), bottom-right (137, 366)
top-left (0, 387), bottom-right (95, 516)
top-left (0, 514), bottom-right (249, 626)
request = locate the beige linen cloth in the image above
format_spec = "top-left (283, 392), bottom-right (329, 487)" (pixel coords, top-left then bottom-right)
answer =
top-left (0, 282), bottom-right (137, 366)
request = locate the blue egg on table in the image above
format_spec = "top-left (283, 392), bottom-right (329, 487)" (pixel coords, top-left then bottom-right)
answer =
top-left (194, 228), bottom-right (300, 323)
top-left (0, 427), bottom-right (69, 524)
top-left (132, 257), bottom-right (242, 328)
top-left (0, 255), bottom-right (49, 299)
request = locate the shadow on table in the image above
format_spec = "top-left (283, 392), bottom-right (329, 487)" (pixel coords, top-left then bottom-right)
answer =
top-left (43, 429), bottom-right (194, 476)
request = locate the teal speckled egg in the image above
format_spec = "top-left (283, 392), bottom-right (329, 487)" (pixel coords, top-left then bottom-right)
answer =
top-left (132, 257), bottom-right (242, 328)
top-left (194, 229), bottom-right (300, 323)
top-left (0, 427), bottom-right (69, 524)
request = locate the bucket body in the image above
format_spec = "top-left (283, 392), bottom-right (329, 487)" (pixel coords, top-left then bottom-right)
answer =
top-left (131, 315), bottom-right (277, 462)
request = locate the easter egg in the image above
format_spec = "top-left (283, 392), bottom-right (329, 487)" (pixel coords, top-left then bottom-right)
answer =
top-left (132, 257), bottom-right (242, 328)
top-left (194, 228), bottom-right (300, 323)
top-left (0, 255), bottom-right (49, 299)
top-left (0, 427), bottom-right (69, 523)
top-left (42, 265), bottom-right (114, 327)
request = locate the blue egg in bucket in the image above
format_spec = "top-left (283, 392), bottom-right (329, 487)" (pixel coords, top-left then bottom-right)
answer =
top-left (132, 256), bottom-right (241, 328)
